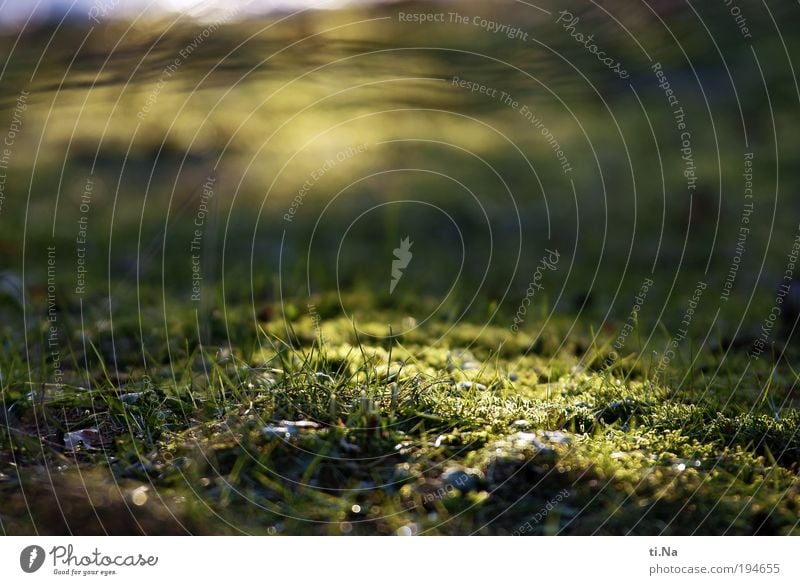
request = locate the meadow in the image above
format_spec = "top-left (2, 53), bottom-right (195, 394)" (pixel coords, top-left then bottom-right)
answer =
top-left (1, 1), bottom-right (799, 535)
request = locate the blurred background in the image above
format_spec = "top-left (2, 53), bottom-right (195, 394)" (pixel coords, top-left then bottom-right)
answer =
top-left (0, 0), bottom-right (798, 352)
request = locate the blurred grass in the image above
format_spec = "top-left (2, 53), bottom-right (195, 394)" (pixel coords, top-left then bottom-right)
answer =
top-left (0, 3), bottom-right (796, 315)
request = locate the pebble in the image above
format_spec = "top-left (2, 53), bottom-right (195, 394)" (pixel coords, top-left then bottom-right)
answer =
top-left (280, 420), bottom-right (320, 430)
top-left (392, 463), bottom-right (413, 482)
top-left (493, 430), bottom-right (573, 459)
top-left (396, 523), bottom-right (418, 536)
top-left (262, 425), bottom-right (294, 438)
top-left (457, 381), bottom-right (487, 391)
top-left (262, 420), bottom-right (321, 438)
top-left (119, 392), bottom-right (143, 404)
top-left (130, 486), bottom-right (149, 506)
top-left (440, 465), bottom-right (483, 492)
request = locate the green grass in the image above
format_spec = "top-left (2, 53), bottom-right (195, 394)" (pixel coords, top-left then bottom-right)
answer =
top-left (2, 297), bottom-right (799, 535)
top-left (2, 2), bottom-right (800, 535)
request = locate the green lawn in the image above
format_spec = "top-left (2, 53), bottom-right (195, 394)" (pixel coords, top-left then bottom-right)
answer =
top-left (1, 2), bottom-right (800, 535)
top-left (2, 295), bottom-right (799, 534)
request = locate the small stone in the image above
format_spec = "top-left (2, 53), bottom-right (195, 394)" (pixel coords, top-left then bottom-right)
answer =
top-left (447, 350), bottom-right (478, 372)
top-left (396, 523), bottom-right (417, 536)
top-left (540, 430), bottom-right (571, 445)
top-left (280, 420), bottom-right (320, 430)
top-left (392, 463), bottom-right (413, 482)
top-left (64, 428), bottom-right (103, 450)
top-left (262, 425), bottom-right (294, 438)
top-left (119, 392), bottom-right (143, 404)
top-left (216, 347), bottom-right (233, 363)
top-left (263, 420), bottom-right (320, 438)
top-left (457, 381), bottom-right (487, 391)
top-left (130, 486), bottom-right (148, 506)
top-left (505, 430), bottom-right (572, 456)
top-left (441, 465), bottom-right (483, 492)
